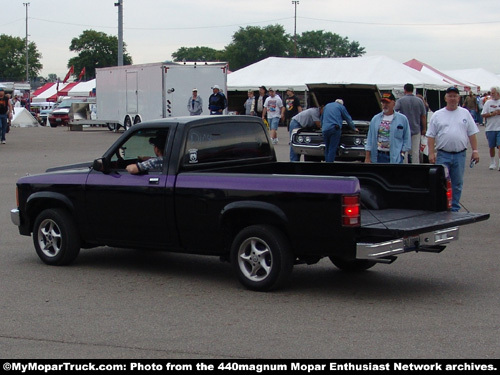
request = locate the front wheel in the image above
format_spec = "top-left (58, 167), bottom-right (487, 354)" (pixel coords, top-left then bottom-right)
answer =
top-left (329, 256), bottom-right (376, 272)
top-left (230, 225), bottom-right (293, 291)
top-left (33, 208), bottom-right (81, 266)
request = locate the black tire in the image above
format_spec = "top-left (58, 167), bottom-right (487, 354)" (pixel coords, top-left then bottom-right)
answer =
top-left (230, 225), bottom-right (293, 291)
top-left (123, 115), bottom-right (132, 130)
top-left (107, 123), bottom-right (116, 131)
top-left (133, 115), bottom-right (142, 125)
top-left (329, 256), bottom-right (376, 272)
top-left (33, 208), bottom-right (81, 266)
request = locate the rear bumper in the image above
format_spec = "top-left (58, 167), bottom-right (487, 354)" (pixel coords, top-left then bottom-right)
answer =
top-left (11, 208), bottom-right (20, 226)
top-left (356, 226), bottom-right (459, 261)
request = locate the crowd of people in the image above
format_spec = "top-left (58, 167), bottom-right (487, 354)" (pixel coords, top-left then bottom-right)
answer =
top-left (237, 83), bottom-right (500, 212)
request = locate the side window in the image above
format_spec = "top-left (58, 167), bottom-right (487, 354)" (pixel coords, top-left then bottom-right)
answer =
top-left (111, 128), bottom-right (168, 172)
top-left (183, 122), bottom-right (270, 165)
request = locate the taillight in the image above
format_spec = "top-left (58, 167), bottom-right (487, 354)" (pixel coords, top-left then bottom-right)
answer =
top-left (342, 195), bottom-right (360, 227)
top-left (446, 178), bottom-right (452, 210)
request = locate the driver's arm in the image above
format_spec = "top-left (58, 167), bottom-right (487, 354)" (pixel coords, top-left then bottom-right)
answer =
top-left (126, 163), bottom-right (140, 174)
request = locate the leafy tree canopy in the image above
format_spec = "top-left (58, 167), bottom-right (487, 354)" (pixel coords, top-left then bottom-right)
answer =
top-left (0, 34), bottom-right (42, 81)
top-left (68, 30), bottom-right (132, 79)
top-left (171, 46), bottom-right (224, 62)
top-left (171, 25), bottom-right (365, 71)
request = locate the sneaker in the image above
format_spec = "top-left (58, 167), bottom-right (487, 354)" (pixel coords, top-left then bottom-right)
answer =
top-left (1, 140), bottom-right (5, 144)
top-left (489, 162), bottom-right (497, 170)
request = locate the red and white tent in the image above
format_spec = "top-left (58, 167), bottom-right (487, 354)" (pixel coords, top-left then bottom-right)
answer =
top-left (404, 59), bottom-right (478, 94)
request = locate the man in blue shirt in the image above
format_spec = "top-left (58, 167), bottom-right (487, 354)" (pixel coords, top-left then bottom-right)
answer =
top-left (321, 99), bottom-right (357, 162)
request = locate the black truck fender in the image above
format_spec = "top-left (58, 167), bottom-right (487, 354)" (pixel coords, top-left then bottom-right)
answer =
top-left (219, 201), bottom-right (289, 247)
top-left (25, 192), bottom-right (76, 233)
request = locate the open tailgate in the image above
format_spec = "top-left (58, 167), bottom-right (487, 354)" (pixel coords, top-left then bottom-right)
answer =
top-left (360, 209), bottom-right (490, 238)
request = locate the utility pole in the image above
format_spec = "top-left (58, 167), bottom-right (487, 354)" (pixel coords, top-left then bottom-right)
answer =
top-left (23, 2), bottom-right (30, 82)
top-left (115, 0), bottom-right (123, 66)
top-left (292, 1), bottom-right (299, 57)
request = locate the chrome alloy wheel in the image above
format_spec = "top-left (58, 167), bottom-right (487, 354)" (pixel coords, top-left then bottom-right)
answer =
top-left (37, 218), bottom-right (63, 258)
top-left (237, 237), bottom-right (273, 282)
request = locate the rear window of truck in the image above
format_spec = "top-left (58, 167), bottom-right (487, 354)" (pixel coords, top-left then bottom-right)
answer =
top-left (183, 122), bottom-right (271, 166)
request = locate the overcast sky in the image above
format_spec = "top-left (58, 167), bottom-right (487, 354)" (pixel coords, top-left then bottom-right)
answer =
top-left (4, 0), bottom-right (500, 79)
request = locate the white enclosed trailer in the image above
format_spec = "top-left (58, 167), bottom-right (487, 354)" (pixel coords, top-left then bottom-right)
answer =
top-left (95, 61), bottom-right (228, 129)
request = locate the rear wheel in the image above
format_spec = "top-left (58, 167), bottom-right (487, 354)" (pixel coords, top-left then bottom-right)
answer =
top-left (123, 115), bottom-right (132, 130)
top-left (230, 225), bottom-right (293, 291)
top-left (33, 208), bottom-right (80, 266)
top-left (133, 115), bottom-right (142, 125)
top-left (329, 256), bottom-right (376, 272)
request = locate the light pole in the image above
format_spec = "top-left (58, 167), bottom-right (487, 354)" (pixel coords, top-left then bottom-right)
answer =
top-left (23, 2), bottom-right (30, 82)
top-left (114, 0), bottom-right (123, 66)
top-left (292, 1), bottom-right (299, 57)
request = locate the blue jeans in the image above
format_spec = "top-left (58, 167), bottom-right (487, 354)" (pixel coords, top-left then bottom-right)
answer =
top-left (289, 119), bottom-right (301, 161)
top-left (0, 114), bottom-right (8, 142)
top-left (437, 150), bottom-right (466, 212)
top-left (323, 126), bottom-right (342, 162)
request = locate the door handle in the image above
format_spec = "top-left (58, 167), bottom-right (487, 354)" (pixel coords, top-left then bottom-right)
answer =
top-left (149, 177), bottom-right (160, 185)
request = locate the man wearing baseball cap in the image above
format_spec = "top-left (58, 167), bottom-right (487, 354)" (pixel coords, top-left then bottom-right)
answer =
top-left (365, 92), bottom-right (411, 164)
top-left (426, 86), bottom-right (480, 211)
top-left (208, 85), bottom-right (227, 115)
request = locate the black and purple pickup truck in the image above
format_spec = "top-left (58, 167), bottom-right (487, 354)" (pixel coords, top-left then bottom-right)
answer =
top-left (11, 115), bottom-right (489, 291)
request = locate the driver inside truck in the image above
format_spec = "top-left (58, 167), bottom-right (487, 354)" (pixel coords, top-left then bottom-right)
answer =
top-left (126, 133), bottom-right (167, 174)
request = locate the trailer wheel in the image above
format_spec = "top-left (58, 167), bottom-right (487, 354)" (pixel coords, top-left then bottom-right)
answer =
top-left (230, 225), bottom-right (293, 291)
top-left (133, 115), bottom-right (142, 125)
top-left (33, 208), bottom-right (80, 266)
top-left (329, 256), bottom-right (376, 272)
top-left (123, 115), bottom-right (132, 130)
top-left (107, 123), bottom-right (116, 131)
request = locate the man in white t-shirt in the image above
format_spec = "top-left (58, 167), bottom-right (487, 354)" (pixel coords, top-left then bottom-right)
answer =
top-left (262, 88), bottom-right (284, 144)
top-left (426, 87), bottom-right (480, 212)
top-left (481, 87), bottom-right (500, 170)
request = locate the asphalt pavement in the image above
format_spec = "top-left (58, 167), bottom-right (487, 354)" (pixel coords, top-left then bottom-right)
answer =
top-left (0, 123), bottom-right (498, 359)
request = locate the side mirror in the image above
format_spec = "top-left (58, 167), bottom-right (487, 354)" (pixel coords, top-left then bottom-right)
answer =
top-left (92, 158), bottom-right (110, 173)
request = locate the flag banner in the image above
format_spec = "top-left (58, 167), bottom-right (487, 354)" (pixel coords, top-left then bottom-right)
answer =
top-left (63, 66), bottom-right (74, 84)
top-left (78, 67), bottom-right (86, 81)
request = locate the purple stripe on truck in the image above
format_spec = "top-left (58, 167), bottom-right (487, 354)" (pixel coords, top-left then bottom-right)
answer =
top-left (175, 173), bottom-right (360, 195)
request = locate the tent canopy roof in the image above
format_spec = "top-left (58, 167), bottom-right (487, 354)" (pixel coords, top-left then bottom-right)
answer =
top-left (228, 56), bottom-right (450, 92)
top-left (404, 58), bottom-right (477, 93)
top-left (443, 68), bottom-right (500, 93)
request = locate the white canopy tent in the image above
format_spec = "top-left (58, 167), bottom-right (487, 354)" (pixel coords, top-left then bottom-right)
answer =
top-left (68, 79), bottom-right (96, 97)
top-left (228, 56), bottom-right (450, 92)
top-left (443, 68), bottom-right (500, 93)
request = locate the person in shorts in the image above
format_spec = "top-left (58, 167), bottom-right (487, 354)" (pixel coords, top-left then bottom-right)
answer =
top-left (262, 88), bottom-right (284, 144)
top-left (481, 87), bottom-right (500, 170)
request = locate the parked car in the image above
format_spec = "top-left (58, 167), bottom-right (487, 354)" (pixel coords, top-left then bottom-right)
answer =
top-left (291, 83), bottom-right (382, 161)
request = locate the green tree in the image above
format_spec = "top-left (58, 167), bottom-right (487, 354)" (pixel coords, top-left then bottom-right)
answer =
top-left (47, 73), bottom-right (58, 82)
top-left (224, 25), bottom-right (292, 70)
top-left (0, 34), bottom-right (42, 81)
top-left (295, 30), bottom-right (365, 58)
top-left (172, 46), bottom-right (224, 62)
top-left (67, 30), bottom-right (132, 79)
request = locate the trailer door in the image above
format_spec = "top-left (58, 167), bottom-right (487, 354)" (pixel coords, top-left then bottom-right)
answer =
top-left (126, 71), bottom-right (138, 114)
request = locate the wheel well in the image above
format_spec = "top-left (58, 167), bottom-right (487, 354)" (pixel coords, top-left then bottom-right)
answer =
top-left (27, 199), bottom-right (74, 233)
top-left (221, 209), bottom-right (289, 251)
